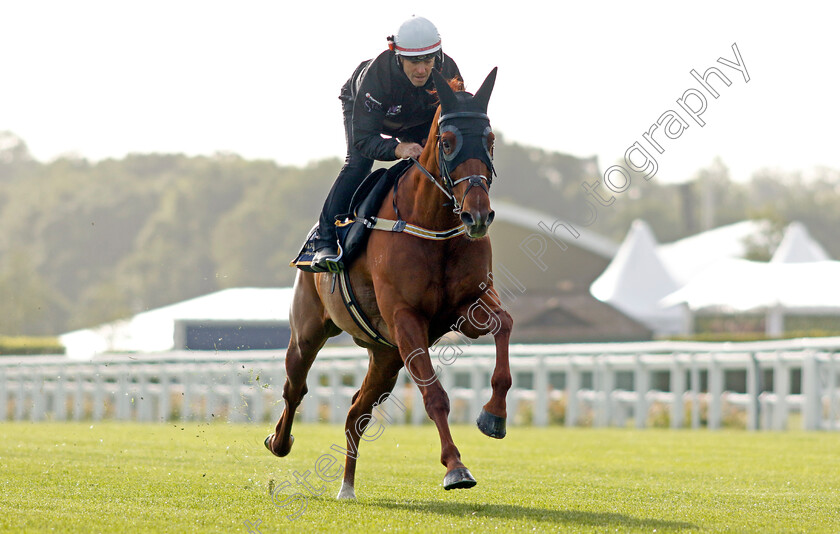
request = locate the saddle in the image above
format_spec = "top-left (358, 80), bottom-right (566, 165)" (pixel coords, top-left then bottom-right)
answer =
top-left (291, 159), bottom-right (413, 273)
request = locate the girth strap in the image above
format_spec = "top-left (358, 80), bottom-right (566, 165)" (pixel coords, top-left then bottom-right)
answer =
top-left (337, 269), bottom-right (397, 348)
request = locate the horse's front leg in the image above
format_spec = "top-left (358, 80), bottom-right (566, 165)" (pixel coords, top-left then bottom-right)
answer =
top-left (391, 307), bottom-right (477, 490)
top-left (455, 291), bottom-right (514, 439)
top-left (477, 307), bottom-right (513, 438)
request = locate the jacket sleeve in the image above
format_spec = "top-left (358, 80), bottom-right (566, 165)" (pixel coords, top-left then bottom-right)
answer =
top-left (351, 61), bottom-right (399, 161)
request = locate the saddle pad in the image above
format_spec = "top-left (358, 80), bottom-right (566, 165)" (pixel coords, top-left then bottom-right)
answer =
top-left (288, 223), bottom-right (325, 272)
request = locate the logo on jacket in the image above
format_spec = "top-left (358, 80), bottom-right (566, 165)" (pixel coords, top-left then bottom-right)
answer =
top-left (364, 92), bottom-right (383, 113)
top-left (386, 104), bottom-right (402, 116)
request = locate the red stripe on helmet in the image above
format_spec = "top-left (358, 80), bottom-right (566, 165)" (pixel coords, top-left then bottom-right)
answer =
top-left (395, 40), bottom-right (441, 53)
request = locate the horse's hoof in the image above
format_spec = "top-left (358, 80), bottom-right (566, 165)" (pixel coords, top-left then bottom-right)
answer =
top-left (264, 434), bottom-right (294, 457)
top-left (336, 480), bottom-right (356, 500)
top-left (476, 409), bottom-right (506, 439)
top-left (443, 467), bottom-right (477, 490)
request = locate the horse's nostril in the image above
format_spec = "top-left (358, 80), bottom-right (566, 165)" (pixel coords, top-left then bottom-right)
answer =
top-left (460, 212), bottom-right (475, 227)
top-left (486, 210), bottom-right (495, 226)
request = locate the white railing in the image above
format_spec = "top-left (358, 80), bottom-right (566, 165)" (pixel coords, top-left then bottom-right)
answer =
top-left (1, 338), bottom-right (839, 430)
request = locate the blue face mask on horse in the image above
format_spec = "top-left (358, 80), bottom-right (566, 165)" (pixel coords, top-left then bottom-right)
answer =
top-left (436, 73), bottom-right (496, 175)
top-left (432, 68), bottom-right (498, 214)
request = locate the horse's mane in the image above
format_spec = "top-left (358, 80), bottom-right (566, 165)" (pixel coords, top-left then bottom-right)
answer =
top-left (430, 76), bottom-right (465, 98)
top-left (429, 75), bottom-right (465, 123)
top-left (448, 76), bottom-right (465, 92)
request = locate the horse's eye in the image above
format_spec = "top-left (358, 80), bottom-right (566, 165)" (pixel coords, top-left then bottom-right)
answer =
top-left (442, 139), bottom-right (452, 152)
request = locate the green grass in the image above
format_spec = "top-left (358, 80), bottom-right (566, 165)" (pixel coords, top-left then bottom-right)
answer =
top-left (1, 422), bottom-right (839, 533)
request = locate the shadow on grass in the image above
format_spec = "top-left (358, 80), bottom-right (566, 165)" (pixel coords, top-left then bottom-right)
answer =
top-left (360, 498), bottom-right (698, 530)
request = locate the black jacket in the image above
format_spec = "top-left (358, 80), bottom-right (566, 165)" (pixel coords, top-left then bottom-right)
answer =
top-left (340, 50), bottom-right (461, 161)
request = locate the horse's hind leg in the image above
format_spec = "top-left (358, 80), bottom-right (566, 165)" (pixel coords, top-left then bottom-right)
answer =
top-left (335, 349), bottom-right (404, 500)
top-left (265, 333), bottom-right (321, 457)
top-left (266, 273), bottom-right (336, 457)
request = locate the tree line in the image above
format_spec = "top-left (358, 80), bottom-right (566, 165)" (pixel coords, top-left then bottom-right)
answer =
top-left (1, 131), bottom-right (838, 336)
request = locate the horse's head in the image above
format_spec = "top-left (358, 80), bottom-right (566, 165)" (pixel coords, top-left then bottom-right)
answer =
top-left (432, 67), bottom-right (498, 239)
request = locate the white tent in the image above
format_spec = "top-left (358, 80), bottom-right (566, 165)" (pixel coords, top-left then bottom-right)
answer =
top-left (590, 220), bottom-right (688, 335)
top-left (60, 287), bottom-right (294, 359)
top-left (657, 220), bottom-right (770, 286)
top-left (771, 221), bottom-right (831, 263)
top-left (660, 259), bottom-right (840, 335)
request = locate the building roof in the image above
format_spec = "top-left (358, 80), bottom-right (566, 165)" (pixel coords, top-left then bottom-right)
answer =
top-left (493, 201), bottom-right (619, 259)
top-left (506, 293), bottom-right (652, 343)
top-left (60, 287), bottom-right (294, 359)
top-left (489, 201), bottom-right (619, 294)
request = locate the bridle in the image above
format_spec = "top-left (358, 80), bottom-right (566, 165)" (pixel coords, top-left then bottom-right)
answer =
top-left (410, 110), bottom-right (496, 214)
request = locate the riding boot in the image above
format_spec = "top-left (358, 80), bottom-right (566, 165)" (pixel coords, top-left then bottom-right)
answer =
top-left (312, 217), bottom-right (340, 269)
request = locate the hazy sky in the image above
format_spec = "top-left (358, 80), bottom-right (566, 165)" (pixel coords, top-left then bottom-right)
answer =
top-left (3, 1), bottom-right (838, 183)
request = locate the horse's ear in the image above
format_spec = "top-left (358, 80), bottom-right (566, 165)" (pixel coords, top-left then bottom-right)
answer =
top-left (473, 67), bottom-right (498, 112)
top-left (432, 69), bottom-right (459, 112)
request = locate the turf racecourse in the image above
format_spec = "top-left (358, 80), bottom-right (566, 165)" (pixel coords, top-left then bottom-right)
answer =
top-left (1, 422), bottom-right (839, 533)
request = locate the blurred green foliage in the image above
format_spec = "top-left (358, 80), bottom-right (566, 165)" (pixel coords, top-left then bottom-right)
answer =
top-left (1, 130), bottom-right (839, 336)
top-left (0, 336), bottom-right (64, 355)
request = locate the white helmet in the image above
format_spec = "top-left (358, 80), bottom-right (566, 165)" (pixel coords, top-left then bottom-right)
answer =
top-left (393, 16), bottom-right (441, 60)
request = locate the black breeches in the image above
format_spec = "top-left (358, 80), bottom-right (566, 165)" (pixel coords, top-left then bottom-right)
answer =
top-left (317, 103), bottom-right (373, 247)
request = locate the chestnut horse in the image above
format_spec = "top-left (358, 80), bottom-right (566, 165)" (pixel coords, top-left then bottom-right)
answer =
top-left (265, 68), bottom-right (512, 498)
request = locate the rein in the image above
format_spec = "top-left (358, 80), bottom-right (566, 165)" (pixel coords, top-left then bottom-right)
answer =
top-left (409, 156), bottom-right (489, 217)
top-left (409, 156), bottom-right (455, 205)
top-left (366, 109), bottom-right (495, 241)
top-left (352, 157), bottom-right (465, 242)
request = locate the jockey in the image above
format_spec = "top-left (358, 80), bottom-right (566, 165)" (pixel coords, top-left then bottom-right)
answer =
top-left (312, 15), bottom-right (462, 270)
